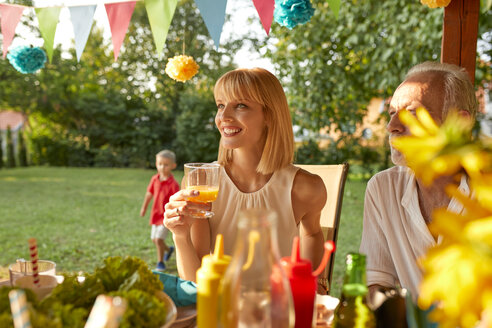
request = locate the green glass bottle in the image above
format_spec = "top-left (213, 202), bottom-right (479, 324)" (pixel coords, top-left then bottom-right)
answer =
top-left (332, 253), bottom-right (376, 328)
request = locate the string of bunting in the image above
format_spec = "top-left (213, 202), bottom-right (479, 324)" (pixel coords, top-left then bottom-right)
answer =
top-left (0, 0), bottom-right (341, 79)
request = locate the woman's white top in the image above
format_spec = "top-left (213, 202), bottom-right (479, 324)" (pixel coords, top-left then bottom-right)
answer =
top-left (210, 164), bottom-right (300, 257)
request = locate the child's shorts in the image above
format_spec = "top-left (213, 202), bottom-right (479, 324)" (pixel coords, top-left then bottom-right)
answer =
top-left (151, 224), bottom-right (169, 240)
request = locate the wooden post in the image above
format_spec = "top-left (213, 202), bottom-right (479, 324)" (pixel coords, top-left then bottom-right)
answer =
top-left (440, 0), bottom-right (480, 83)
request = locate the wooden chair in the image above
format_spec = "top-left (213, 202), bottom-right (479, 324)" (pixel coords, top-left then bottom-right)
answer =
top-left (296, 163), bottom-right (349, 294)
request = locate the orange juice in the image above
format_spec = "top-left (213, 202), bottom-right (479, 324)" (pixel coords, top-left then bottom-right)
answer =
top-left (186, 186), bottom-right (219, 203)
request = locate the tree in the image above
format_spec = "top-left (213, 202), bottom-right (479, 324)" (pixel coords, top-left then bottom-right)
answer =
top-left (6, 126), bottom-right (16, 168)
top-left (174, 88), bottom-right (221, 164)
top-left (17, 129), bottom-right (28, 166)
top-left (0, 132), bottom-right (3, 169)
top-left (0, 0), bottom-right (246, 167)
top-left (263, 0), bottom-right (492, 136)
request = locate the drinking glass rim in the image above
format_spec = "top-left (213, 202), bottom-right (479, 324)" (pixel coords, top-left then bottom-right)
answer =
top-left (184, 163), bottom-right (221, 169)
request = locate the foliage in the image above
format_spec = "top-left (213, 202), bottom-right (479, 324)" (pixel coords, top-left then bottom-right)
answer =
top-left (392, 109), bottom-right (492, 327)
top-left (295, 139), bottom-right (326, 164)
top-left (295, 137), bottom-right (387, 176)
top-left (0, 256), bottom-right (167, 327)
top-left (93, 256), bottom-right (163, 294)
top-left (17, 129), bottom-right (28, 167)
top-left (109, 289), bottom-right (167, 328)
top-left (263, 0), bottom-right (491, 145)
top-left (42, 275), bottom-right (103, 310)
top-left (0, 0), bottom-right (242, 167)
top-left (6, 127), bottom-right (16, 168)
top-left (0, 132), bottom-right (3, 169)
top-left (174, 89), bottom-right (220, 164)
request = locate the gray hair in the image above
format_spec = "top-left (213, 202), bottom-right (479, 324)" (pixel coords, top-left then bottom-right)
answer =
top-left (156, 150), bottom-right (176, 163)
top-left (405, 61), bottom-right (478, 119)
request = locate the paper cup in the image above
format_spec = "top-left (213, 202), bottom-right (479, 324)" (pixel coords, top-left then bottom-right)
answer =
top-left (9, 260), bottom-right (56, 286)
top-left (14, 275), bottom-right (59, 300)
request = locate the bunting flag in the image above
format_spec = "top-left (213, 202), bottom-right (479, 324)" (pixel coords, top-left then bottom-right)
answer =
top-left (0, 4), bottom-right (26, 58)
top-left (194, 0), bottom-right (228, 50)
top-left (105, 1), bottom-right (136, 61)
top-left (145, 0), bottom-right (178, 57)
top-left (69, 5), bottom-right (97, 62)
top-left (327, 0), bottom-right (341, 19)
top-left (252, 0), bottom-right (275, 35)
top-left (35, 7), bottom-right (61, 62)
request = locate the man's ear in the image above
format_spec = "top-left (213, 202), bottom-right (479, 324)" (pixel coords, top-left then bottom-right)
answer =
top-left (172, 163), bottom-right (177, 170)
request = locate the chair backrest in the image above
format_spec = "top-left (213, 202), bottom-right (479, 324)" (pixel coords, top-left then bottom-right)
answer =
top-left (296, 163), bottom-right (349, 293)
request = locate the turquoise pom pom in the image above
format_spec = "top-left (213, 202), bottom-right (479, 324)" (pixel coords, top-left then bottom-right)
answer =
top-left (274, 0), bottom-right (315, 29)
top-left (7, 46), bottom-right (47, 74)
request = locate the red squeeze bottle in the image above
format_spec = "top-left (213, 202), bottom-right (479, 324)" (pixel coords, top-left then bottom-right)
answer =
top-left (280, 237), bottom-right (335, 328)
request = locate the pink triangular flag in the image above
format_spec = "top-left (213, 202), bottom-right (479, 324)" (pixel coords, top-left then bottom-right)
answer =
top-left (0, 4), bottom-right (26, 58)
top-left (251, 0), bottom-right (274, 35)
top-left (105, 1), bottom-right (136, 61)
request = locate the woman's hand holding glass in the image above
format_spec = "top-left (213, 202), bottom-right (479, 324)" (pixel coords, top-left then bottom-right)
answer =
top-left (163, 163), bottom-right (220, 234)
top-left (182, 163), bottom-right (220, 218)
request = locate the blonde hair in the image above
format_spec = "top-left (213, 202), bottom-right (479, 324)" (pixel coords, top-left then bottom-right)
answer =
top-left (214, 68), bottom-right (294, 174)
top-left (406, 62), bottom-right (478, 119)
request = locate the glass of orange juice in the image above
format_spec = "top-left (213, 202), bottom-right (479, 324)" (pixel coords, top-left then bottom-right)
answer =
top-left (183, 163), bottom-right (220, 218)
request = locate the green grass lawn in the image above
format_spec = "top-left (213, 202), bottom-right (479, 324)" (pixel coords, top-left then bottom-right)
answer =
top-left (0, 167), bottom-right (367, 297)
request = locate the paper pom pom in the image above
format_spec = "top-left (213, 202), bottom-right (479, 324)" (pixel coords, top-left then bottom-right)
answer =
top-left (7, 46), bottom-right (47, 74)
top-left (274, 0), bottom-right (315, 30)
top-left (165, 55), bottom-right (199, 82)
top-left (420, 0), bottom-right (451, 8)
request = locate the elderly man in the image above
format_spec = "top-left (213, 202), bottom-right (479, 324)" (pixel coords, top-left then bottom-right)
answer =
top-left (359, 61), bottom-right (478, 300)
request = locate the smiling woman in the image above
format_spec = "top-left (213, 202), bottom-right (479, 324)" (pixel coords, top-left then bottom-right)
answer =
top-left (163, 68), bottom-right (329, 295)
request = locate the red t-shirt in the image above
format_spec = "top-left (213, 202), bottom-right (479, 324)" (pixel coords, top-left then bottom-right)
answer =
top-left (147, 174), bottom-right (180, 225)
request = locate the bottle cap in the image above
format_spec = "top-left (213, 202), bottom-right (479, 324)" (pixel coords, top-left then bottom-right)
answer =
top-left (201, 234), bottom-right (231, 274)
top-left (280, 236), bottom-right (312, 278)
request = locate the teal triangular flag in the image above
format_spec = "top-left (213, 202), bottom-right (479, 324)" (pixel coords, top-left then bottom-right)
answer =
top-left (194, 0), bottom-right (227, 50)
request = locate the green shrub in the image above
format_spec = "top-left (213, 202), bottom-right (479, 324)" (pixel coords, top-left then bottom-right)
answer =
top-left (295, 139), bottom-right (325, 164)
top-left (174, 91), bottom-right (220, 165)
top-left (6, 126), bottom-right (15, 168)
top-left (30, 136), bottom-right (92, 167)
top-left (17, 129), bottom-right (28, 166)
top-left (0, 132), bottom-right (3, 169)
top-left (295, 136), bottom-right (389, 176)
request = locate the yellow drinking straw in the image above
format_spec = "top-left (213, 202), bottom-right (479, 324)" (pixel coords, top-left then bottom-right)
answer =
top-left (242, 230), bottom-right (260, 271)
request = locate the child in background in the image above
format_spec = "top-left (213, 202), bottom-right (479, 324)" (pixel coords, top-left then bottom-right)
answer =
top-left (140, 150), bottom-right (180, 271)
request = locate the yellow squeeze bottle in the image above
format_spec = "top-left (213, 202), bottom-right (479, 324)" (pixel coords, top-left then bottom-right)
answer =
top-left (196, 234), bottom-right (231, 328)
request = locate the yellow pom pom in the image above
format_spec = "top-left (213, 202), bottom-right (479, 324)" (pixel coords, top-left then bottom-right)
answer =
top-left (165, 55), bottom-right (199, 82)
top-left (420, 0), bottom-right (451, 8)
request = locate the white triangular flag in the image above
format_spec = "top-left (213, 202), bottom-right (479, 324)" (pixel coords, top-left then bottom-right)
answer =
top-left (69, 5), bottom-right (96, 61)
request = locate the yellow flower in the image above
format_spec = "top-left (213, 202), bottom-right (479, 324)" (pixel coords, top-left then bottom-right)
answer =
top-left (420, 0), bottom-right (452, 8)
top-left (468, 172), bottom-right (492, 214)
top-left (165, 55), bottom-right (199, 82)
top-left (418, 243), bottom-right (492, 328)
top-left (391, 108), bottom-right (479, 185)
top-left (394, 107), bottom-right (492, 326)
top-left (418, 183), bottom-right (492, 327)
